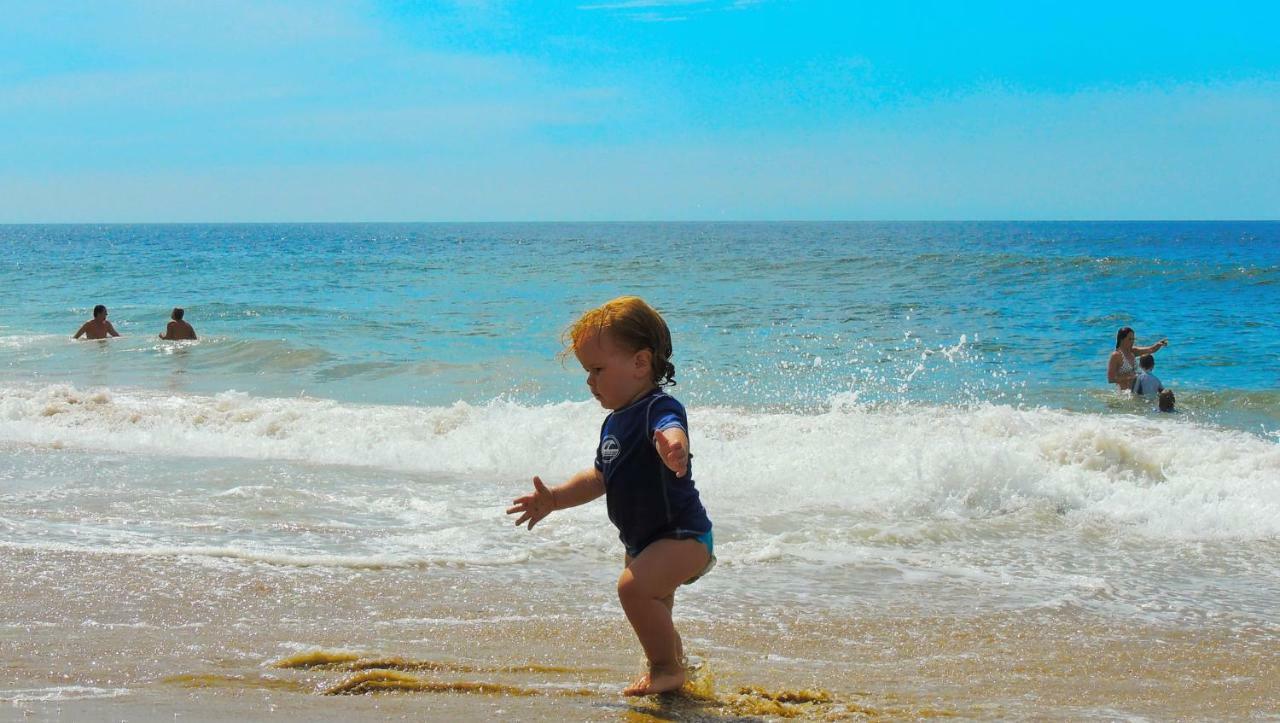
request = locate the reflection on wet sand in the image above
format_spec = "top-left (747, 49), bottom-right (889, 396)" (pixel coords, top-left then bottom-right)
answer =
top-left (2, 547), bottom-right (1276, 720)
top-left (272, 649), bottom-right (596, 675)
top-left (162, 673), bottom-right (310, 694)
top-left (320, 670), bottom-right (558, 697)
top-left (274, 649), bottom-right (858, 718)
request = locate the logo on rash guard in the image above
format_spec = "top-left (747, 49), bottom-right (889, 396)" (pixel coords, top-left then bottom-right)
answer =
top-left (601, 435), bottom-right (621, 463)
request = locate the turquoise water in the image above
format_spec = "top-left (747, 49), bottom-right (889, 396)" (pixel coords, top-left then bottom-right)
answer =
top-left (1, 222), bottom-right (1277, 634)
top-left (2, 222), bottom-right (1278, 432)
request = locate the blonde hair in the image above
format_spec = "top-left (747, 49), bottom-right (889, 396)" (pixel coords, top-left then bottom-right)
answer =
top-left (564, 296), bottom-right (676, 386)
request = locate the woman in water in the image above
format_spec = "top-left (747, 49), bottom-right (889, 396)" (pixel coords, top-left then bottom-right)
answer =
top-left (1107, 326), bottom-right (1168, 392)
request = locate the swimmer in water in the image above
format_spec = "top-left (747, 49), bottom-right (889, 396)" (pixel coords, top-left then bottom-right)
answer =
top-left (158, 307), bottom-right (197, 340)
top-left (73, 304), bottom-right (120, 340)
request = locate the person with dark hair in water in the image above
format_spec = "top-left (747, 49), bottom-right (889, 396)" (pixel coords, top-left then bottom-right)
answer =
top-left (73, 304), bottom-right (120, 340)
top-left (1108, 326), bottom-right (1167, 392)
top-left (158, 307), bottom-right (197, 340)
top-left (1158, 389), bottom-right (1176, 413)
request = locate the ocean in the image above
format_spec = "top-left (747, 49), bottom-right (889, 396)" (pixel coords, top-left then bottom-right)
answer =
top-left (1, 222), bottom-right (1277, 719)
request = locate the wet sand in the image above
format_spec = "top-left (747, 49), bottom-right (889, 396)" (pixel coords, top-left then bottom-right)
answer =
top-left (3, 546), bottom-right (1277, 720)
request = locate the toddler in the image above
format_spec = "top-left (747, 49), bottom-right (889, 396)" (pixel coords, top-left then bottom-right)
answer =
top-left (507, 296), bottom-right (714, 696)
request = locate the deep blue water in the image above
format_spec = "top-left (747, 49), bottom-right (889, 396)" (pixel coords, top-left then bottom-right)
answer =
top-left (1, 222), bottom-right (1277, 432)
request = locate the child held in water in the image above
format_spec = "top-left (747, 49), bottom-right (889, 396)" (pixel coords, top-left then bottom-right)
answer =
top-left (1132, 354), bottom-right (1164, 396)
top-left (507, 296), bottom-right (714, 696)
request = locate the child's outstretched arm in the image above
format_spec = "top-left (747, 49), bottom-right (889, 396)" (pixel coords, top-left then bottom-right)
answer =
top-left (507, 468), bottom-right (604, 530)
top-left (654, 427), bottom-right (689, 478)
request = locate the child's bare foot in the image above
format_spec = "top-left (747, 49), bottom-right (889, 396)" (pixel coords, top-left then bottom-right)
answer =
top-left (622, 662), bottom-right (686, 696)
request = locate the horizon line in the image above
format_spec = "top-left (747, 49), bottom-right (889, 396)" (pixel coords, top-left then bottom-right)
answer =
top-left (3, 219), bottom-right (1278, 226)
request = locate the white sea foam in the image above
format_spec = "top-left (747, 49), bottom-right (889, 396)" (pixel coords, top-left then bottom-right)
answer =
top-left (0, 382), bottom-right (1277, 543)
top-left (698, 402), bottom-right (1280, 540)
top-left (0, 538), bottom-right (532, 569)
top-left (0, 383), bottom-right (598, 480)
top-left (0, 686), bottom-right (131, 702)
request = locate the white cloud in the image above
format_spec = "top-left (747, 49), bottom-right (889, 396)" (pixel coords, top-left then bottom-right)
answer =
top-left (0, 1), bottom-right (618, 143)
top-left (576, 0), bottom-right (771, 23)
top-left (578, 0), bottom-right (707, 9)
top-left (630, 12), bottom-right (691, 22)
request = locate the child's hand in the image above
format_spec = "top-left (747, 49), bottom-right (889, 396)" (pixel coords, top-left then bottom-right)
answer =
top-left (654, 428), bottom-right (689, 478)
top-left (506, 476), bottom-right (556, 530)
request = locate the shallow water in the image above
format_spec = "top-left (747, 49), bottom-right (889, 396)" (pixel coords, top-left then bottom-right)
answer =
top-left (2, 222), bottom-right (1277, 421)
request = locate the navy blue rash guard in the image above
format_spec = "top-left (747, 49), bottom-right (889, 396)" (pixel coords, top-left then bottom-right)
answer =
top-left (594, 389), bottom-right (712, 557)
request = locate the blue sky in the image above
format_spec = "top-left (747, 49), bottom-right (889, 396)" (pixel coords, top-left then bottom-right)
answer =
top-left (1, 0), bottom-right (1278, 221)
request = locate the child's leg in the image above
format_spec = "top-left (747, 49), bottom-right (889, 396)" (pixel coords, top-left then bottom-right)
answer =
top-left (617, 538), bottom-right (710, 695)
top-left (623, 560), bottom-right (684, 665)
top-left (659, 592), bottom-right (682, 664)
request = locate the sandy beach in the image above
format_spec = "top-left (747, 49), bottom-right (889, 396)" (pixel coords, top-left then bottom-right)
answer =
top-left (5, 545), bottom-right (1276, 720)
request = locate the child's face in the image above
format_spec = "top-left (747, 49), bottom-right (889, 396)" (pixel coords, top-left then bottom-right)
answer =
top-left (574, 331), bottom-right (652, 410)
